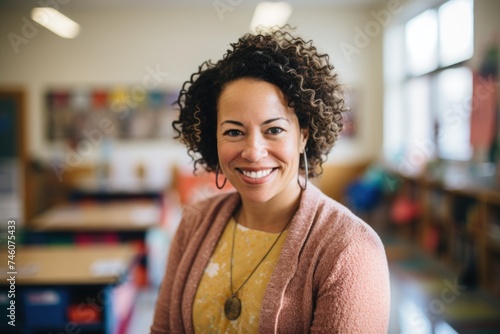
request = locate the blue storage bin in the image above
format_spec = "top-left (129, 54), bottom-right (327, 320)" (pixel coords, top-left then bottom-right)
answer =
top-left (23, 288), bottom-right (69, 327)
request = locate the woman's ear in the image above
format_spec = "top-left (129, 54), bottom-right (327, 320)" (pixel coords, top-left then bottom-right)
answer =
top-left (300, 128), bottom-right (309, 153)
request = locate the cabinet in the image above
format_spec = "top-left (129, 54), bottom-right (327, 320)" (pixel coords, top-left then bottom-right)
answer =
top-left (384, 163), bottom-right (500, 297)
top-left (479, 190), bottom-right (500, 296)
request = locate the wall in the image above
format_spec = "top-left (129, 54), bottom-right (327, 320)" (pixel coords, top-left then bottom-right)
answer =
top-left (472, 0), bottom-right (500, 72)
top-left (0, 3), bottom-right (385, 199)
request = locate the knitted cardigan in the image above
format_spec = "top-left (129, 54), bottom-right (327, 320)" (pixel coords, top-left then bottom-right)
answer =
top-left (150, 183), bottom-right (390, 333)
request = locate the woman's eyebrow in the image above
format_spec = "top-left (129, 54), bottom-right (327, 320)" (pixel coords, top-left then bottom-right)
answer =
top-left (262, 117), bottom-right (289, 125)
top-left (220, 120), bottom-right (243, 126)
top-left (220, 117), bottom-right (289, 127)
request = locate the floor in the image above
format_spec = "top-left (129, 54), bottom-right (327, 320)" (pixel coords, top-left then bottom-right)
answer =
top-left (385, 236), bottom-right (500, 334)
top-left (127, 237), bottom-right (500, 334)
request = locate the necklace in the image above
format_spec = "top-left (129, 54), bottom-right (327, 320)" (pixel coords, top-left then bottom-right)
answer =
top-left (224, 218), bottom-right (291, 321)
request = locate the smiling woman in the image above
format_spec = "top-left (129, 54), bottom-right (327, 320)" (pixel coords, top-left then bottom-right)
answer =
top-left (151, 27), bottom-right (390, 333)
top-left (216, 79), bottom-right (308, 210)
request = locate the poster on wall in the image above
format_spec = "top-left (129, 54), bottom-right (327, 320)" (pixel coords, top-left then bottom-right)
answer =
top-left (45, 88), bottom-right (179, 142)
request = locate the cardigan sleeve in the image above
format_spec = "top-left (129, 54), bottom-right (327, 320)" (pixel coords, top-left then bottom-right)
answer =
top-left (150, 209), bottom-right (192, 334)
top-left (310, 224), bottom-right (390, 333)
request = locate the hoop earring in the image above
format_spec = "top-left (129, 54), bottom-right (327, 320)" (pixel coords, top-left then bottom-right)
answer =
top-left (215, 165), bottom-right (227, 190)
top-left (298, 150), bottom-right (308, 191)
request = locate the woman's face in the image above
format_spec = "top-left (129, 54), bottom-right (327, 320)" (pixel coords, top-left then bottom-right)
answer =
top-left (216, 78), bottom-right (308, 204)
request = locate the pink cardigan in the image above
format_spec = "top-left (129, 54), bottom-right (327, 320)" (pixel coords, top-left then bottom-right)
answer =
top-left (151, 183), bottom-right (390, 333)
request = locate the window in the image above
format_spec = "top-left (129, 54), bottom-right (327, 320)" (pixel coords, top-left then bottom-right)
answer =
top-left (436, 67), bottom-right (473, 160)
top-left (406, 9), bottom-right (439, 76)
top-left (439, 0), bottom-right (474, 66)
top-left (384, 0), bottom-right (474, 168)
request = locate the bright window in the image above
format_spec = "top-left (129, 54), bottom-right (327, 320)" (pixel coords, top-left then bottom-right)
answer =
top-left (436, 67), bottom-right (473, 160)
top-left (384, 0), bottom-right (474, 166)
top-left (439, 0), bottom-right (474, 66)
top-left (406, 9), bottom-right (439, 76)
top-left (406, 76), bottom-right (434, 169)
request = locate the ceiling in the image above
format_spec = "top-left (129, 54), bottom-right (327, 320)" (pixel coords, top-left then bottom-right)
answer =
top-left (0, 0), bottom-right (389, 10)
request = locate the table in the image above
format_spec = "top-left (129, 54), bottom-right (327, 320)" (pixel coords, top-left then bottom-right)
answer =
top-left (28, 200), bottom-right (160, 232)
top-left (24, 200), bottom-right (161, 287)
top-left (0, 245), bottom-right (139, 334)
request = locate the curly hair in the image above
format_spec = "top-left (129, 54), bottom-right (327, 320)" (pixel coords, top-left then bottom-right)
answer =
top-left (173, 27), bottom-right (346, 177)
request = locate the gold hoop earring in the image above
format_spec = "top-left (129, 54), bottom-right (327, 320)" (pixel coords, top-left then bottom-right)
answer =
top-left (298, 150), bottom-right (308, 191)
top-left (215, 165), bottom-right (227, 190)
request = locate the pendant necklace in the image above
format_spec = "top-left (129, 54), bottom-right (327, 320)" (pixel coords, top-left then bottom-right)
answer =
top-left (224, 217), bottom-right (291, 321)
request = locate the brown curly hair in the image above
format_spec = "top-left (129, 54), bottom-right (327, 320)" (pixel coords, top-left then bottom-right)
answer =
top-left (173, 27), bottom-right (346, 177)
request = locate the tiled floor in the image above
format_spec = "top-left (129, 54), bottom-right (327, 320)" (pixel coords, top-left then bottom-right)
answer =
top-left (127, 238), bottom-right (500, 333)
top-left (385, 237), bottom-right (500, 334)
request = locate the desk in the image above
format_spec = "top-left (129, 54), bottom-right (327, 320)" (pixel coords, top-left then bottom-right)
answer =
top-left (0, 245), bottom-right (139, 334)
top-left (5, 245), bottom-right (137, 284)
top-left (29, 200), bottom-right (160, 232)
top-left (24, 200), bottom-right (161, 287)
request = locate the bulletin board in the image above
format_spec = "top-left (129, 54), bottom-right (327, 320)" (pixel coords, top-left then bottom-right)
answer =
top-left (45, 88), bottom-right (180, 142)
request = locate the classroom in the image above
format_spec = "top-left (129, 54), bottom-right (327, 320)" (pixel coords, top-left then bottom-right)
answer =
top-left (1, 0), bottom-right (500, 333)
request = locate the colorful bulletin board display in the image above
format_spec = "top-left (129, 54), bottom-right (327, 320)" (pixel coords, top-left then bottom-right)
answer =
top-left (45, 88), bottom-right (179, 142)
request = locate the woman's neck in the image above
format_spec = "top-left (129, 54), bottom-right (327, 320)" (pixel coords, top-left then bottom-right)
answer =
top-left (236, 186), bottom-right (303, 233)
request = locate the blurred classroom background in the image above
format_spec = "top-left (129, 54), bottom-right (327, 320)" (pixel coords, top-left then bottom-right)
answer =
top-left (1, 0), bottom-right (500, 333)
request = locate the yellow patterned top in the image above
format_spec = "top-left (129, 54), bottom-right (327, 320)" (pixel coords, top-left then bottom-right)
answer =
top-left (193, 217), bottom-right (288, 333)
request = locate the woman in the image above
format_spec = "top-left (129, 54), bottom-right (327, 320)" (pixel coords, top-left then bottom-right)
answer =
top-left (151, 28), bottom-right (390, 333)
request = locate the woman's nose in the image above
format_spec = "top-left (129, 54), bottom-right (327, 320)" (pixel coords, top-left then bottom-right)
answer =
top-left (241, 137), bottom-right (268, 162)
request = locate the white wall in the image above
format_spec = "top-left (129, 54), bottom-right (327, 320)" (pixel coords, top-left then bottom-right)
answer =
top-left (0, 4), bottom-right (385, 177)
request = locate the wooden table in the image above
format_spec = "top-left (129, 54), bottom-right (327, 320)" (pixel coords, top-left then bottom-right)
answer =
top-left (0, 245), bottom-right (139, 334)
top-left (24, 200), bottom-right (161, 288)
top-left (29, 200), bottom-right (160, 232)
top-left (1, 245), bottom-right (138, 284)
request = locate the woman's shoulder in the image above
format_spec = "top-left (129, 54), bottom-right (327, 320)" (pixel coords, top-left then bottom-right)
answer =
top-left (302, 184), bottom-right (384, 255)
top-left (181, 191), bottom-right (240, 224)
top-left (173, 191), bottom-right (240, 244)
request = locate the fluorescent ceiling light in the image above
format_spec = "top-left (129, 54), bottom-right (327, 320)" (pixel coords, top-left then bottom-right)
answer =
top-left (250, 2), bottom-right (293, 32)
top-left (31, 7), bottom-right (80, 39)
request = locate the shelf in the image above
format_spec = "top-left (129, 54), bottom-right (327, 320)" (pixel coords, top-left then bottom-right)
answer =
top-left (383, 163), bottom-right (500, 297)
top-left (384, 160), bottom-right (500, 200)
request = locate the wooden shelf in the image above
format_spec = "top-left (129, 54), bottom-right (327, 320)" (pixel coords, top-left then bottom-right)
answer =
top-left (383, 162), bottom-right (500, 296)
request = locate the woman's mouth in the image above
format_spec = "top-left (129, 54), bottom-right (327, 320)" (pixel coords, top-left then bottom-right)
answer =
top-left (238, 168), bottom-right (274, 179)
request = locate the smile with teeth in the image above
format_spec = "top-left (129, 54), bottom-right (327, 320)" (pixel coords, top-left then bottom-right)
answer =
top-left (239, 168), bottom-right (274, 179)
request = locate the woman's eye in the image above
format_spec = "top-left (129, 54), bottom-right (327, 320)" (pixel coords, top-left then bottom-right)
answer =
top-left (266, 127), bottom-right (283, 135)
top-left (223, 129), bottom-right (242, 137)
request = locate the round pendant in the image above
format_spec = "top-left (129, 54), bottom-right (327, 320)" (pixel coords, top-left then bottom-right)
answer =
top-left (224, 295), bottom-right (242, 320)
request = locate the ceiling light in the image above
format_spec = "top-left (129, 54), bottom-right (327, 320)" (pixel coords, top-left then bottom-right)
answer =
top-left (250, 2), bottom-right (293, 32)
top-left (31, 7), bottom-right (80, 39)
